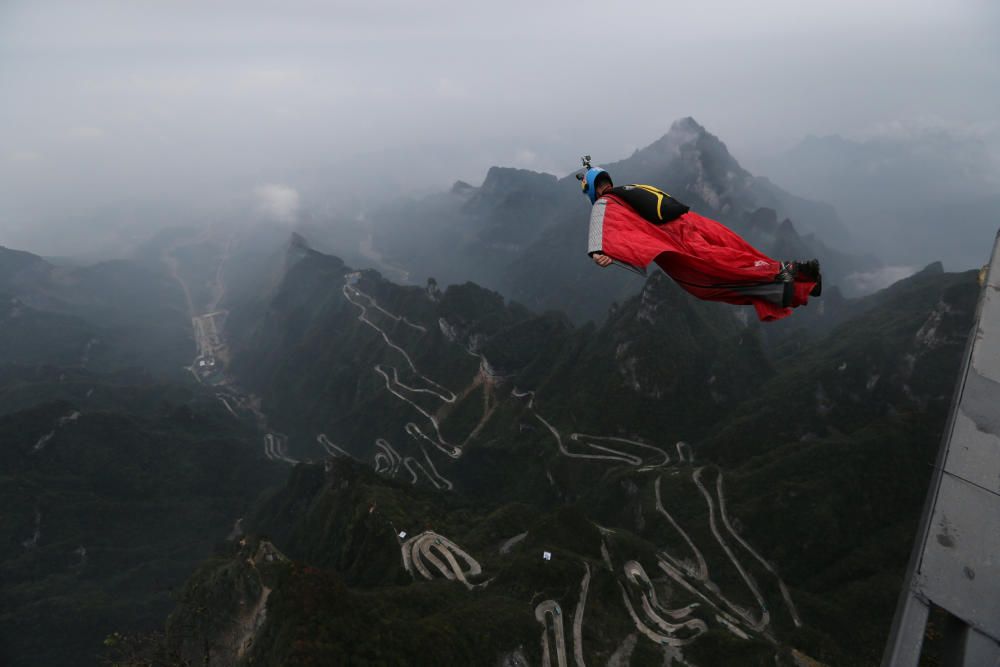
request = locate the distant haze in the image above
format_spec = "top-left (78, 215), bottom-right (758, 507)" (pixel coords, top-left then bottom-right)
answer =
top-left (255, 184), bottom-right (300, 225)
top-left (1, 0), bottom-right (998, 259)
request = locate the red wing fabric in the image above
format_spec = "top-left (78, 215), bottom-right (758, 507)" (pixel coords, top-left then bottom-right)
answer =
top-left (594, 195), bottom-right (816, 321)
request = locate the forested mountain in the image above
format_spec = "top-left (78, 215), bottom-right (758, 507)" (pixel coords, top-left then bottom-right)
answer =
top-left (368, 118), bottom-right (878, 323)
top-left (150, 235), bottom-right (975, 666)
top-left (0, 124), bottom-right (982, 666)
top-left (0, 239), bottom-right (289, 666)
top-left (757, 130), bottom-right (1000, 271)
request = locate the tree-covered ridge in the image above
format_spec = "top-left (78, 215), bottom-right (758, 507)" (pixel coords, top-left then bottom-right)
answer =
top-left (368, 117), bottom-right (875, 324)
top-left (155, 235), bottom-right (977, 666)
top-left (0, 378), bottom-right (285, 667)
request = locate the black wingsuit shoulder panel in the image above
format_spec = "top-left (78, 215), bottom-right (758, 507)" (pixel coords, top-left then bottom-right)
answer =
top-left (609, 185), bottom-right (689, 225)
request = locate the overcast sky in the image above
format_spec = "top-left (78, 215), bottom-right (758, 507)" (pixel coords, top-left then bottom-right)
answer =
top-left (1, 0), bottom-right (998, 251)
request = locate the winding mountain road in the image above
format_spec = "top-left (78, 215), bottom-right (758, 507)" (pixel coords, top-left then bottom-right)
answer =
top-left (535, 601), bottom-right (569, 667)
top-left (654, 476), bottom-right (709, 581)
top-left (524, 403), bottom-right (669, 469)
top-left (217, 393), bottom-right (241, 419)
top-left (374, 438), bottom-right (403, 475)
top-left (714, 472), bottom-right (802, 628)
top-left (499, 531), bottom-right (528, 555)
top-left (31, 410), bottom-right (81, 453)
top-left (346, 283), bottom-right (426, 332)
top-left (622, 561), bottom-right (707, 645)
top-left (573, 563), bottom-right (591, 667)
top-left (263, 433), bottom-right (297, 464)
top-left (317, 433), bottom-right (352, 459)
top-left (343, 285), bottom-right (431, 377)
top-left (402, 456), bottom-right (438, 487)
top-left (375, 365), bottom-right (460, 459)
top-left (342, 278), bottom-right (474, 489)
top-left (692, 467), bottom-right (770, 631)
top-left (570, 433), bottom-right (670, 469)
top-left (645, 466), bottom-right (802, 645)
top-left (401, 531), bottom-right (483, 589)
top-left (654, 554), bottom-right (750, 638)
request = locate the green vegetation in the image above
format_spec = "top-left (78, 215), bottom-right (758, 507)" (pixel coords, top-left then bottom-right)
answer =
top-left (0, 223), bottom-right (981, 666)
top-left (159, 242), bottom-right (976, 666)
top-left (0, 380), bottom-right (284, 667)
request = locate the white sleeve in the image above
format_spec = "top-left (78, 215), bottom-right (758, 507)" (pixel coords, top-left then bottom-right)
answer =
top-left (587, 199), bottom-right (606, 255)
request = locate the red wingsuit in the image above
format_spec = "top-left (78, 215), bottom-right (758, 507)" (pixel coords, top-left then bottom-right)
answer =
top-left (588, 191), bottom-right (817, 322)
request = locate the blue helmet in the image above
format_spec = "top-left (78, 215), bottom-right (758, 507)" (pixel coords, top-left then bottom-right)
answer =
top-left (580, 167), bottom-right (612, 204)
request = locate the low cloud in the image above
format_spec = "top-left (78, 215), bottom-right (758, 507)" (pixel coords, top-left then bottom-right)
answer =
top-left (254, 183), bottom-right (300, 224)
top-left (8, 150), bottom-right (42, 162)
top-left (435, 77), bottom-right (465, 99)
top-left (236, 67), bottom-right (306, 93)
top-left (844, 265), bottom-right (918, 295)
top-left (512, 148), bottom-right (538, 166)
top-left (69, 126), bottom-right (106, 140)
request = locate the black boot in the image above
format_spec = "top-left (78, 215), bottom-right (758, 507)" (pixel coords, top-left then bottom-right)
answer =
top-left (792, 259), bottom-right (822, 297)
top-left (793, 259), bottom-right (821, 281)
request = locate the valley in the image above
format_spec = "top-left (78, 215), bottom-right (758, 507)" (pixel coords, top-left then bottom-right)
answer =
top-left (0, 122), bottom-right (984, 666)
top-left (152, 226), bottom-right (976, 665)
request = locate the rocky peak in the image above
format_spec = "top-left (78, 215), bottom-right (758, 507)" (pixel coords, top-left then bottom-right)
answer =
top-left (624, 117), bottom-right (745, 176)
top-left (776, 218), bottom-right (801, 241)
top-left (917, 261), bottom-right (945, 276)
top-left (450, 180), bottom-right (477, 196)
top-left (479, 166), bottom-right (557, 195)
top-left (0, 245), bottom-right (51, 285)
top-left (284, 232), bottom-right (316, 267)
top-left (287, 231), bottom-right (311, 252)
top-left (646, 116), bottom-right (708, 156)
top-left (746, 207), bottom-right (780, 236)
top-left (597, 117), bottom-right (754, 218)
top-left (461, 167), bottom-right (562, 223)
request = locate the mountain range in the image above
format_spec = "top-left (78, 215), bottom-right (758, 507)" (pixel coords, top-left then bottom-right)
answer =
top-left (756, 129), bottom-right (1000, 271)
top-left (364, 117), bottom-right (879, 324)
top-left (159, 233), bottom-right (975, 666)
top-left (0, 119), bottom-right (987, 667)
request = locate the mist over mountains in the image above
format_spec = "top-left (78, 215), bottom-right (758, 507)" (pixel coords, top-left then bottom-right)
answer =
top-left (756, 126), bottom-right (1000, 272)
top-left (361, 118), bottom-right (886, 324)
top-left (4, 1), bottom-right (999, 662)
top-left (0, 113), bottom-right (994, 666)
top-left (3, 109), bottom-right (995, 310)
top-left (152, 236), bottom-right (979, 665)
